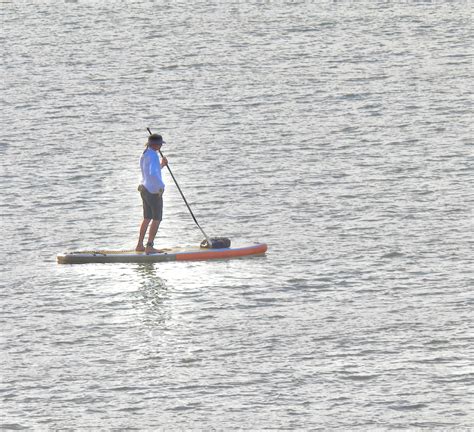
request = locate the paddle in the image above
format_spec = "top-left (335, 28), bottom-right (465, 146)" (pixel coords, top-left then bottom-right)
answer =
top-left (146, 128), bottom-right (225, 248)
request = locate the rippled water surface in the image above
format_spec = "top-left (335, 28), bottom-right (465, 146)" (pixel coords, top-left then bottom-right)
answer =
top-left (1, 1), bottom-right (473, 430)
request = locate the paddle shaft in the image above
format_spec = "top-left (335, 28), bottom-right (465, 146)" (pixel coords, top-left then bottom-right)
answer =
top-left (146, 128), bottom-right (212, 245)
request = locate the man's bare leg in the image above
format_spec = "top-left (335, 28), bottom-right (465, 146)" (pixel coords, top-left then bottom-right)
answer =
top-left (136, 218), bottom-right (151, 252)
top-left (145, 219), bottom-right (161, 254)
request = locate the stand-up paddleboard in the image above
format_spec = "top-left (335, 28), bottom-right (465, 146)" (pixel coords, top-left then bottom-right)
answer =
top-left (57, 243), bottom-right (267, 264)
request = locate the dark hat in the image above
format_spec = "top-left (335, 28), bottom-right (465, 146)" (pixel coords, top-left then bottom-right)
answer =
top-left (148, 134), bottom-right (165, 145)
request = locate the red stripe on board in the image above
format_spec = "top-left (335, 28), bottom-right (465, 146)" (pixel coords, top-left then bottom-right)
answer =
top-left (175, 243), bottom-right (267, 261)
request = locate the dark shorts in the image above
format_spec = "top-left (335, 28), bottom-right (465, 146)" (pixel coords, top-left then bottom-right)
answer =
top-left (140, 186), bottom-right (163, 220)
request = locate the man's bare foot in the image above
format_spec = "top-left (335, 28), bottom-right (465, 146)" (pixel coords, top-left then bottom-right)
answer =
top-left (145, 246), bottom-right (163, 255)
top-left (135, 244), bottom-right (145, 252)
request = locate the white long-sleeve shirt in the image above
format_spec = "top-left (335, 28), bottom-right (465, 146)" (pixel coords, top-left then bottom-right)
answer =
top-left (140, 147), bottom-right (165, 193)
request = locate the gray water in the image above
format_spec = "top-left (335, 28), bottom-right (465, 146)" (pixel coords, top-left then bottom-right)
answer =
top-left (1, 1), bottom-right (473, 430)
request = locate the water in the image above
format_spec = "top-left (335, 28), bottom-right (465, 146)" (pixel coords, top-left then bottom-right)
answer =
top-left (1, 1), bottom-right (473, 429)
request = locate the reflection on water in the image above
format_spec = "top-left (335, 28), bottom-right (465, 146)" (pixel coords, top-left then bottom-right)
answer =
top-left (134, 264), bottom-right (170, 328)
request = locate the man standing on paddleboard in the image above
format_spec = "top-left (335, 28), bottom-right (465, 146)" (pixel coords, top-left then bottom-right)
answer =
top-left (136, 133), bottom-right (168, 254)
